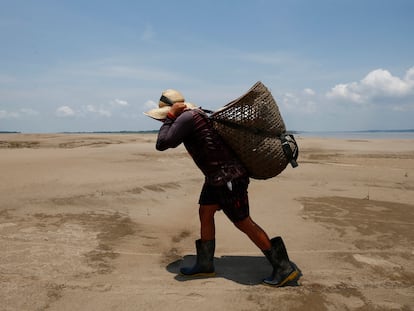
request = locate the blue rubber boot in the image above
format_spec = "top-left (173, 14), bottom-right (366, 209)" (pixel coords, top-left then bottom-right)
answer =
top-left (263, 237), bottom-right (300, 287)
top-left (180, 239), bottom-right (216, 277)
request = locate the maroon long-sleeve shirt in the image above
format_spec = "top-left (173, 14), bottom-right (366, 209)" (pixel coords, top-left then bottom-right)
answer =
top-left (156, 109), bottom-right (247, 185)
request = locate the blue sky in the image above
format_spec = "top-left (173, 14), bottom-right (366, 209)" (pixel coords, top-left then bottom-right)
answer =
top-left (1, 0), bottom-right (413, 132)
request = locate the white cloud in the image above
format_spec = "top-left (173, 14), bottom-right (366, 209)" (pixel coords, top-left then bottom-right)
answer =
top-left (0, 108), bottom-right (39, 119)
top-left (111, 99), bottom-right (129, 106)
top-left (19, 108), bottom-right (39, 116)
top-left (54, 100), bottom-right (129, 120)
top-left (56, 106), bottom-right (75, 117)
top-left (405, 67), bottom-right (414, 82)
top-left (362, 69), bottom-right (411, 97)
top-left (304, 88), bottom-right (315, 96)
top-left (282, 92), bottom-right (298, 108)
top-left (85, 105), bottom-right (111, 117)
top-left (0, 110), bottom-right (18, 119)
top-left (326, 83), bottom-right (364, 103)
top-left (326, 66), bottom-right (414, 104)
top-left (280, 92), bottom-right (316, 114)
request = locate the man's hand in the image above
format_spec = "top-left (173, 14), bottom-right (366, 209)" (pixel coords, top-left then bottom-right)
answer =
top-left (169, 102), bottom-right (187, 118)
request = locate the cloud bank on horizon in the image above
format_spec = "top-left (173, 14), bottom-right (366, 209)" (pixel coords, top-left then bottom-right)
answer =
top-left (0, 1), bottom-right (413, 132)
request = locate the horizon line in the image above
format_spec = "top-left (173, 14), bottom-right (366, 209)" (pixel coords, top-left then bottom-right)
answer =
top-left (1, 129), bottom-right (414, 134)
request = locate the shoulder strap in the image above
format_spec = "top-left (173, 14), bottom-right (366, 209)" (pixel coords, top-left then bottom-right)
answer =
top-left (280, 134), bottom-right (299, 168)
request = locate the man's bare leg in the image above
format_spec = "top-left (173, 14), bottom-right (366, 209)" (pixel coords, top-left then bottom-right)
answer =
top-left (199, 204), bottom-right (220, 241)
top-left (234, 216), bottom-right (272, 250)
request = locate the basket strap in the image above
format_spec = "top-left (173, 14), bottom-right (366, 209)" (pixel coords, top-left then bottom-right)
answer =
top-left (200, 108), bottom-right (215, 114)
top-left (281, 134), bottom-right (299, 168)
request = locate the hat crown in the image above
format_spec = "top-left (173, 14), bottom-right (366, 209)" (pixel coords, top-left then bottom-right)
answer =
top-left (144, 89), bottom-right (195, 121)
top-left (159, 89), bottom-right (185, 108)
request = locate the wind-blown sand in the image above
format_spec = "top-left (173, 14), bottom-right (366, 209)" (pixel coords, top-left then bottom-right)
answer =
top-left (1, 134), bottom-right (413, 310)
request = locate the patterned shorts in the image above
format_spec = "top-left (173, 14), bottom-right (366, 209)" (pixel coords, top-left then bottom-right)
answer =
top-left (198, 177), bottom-right (250, 223)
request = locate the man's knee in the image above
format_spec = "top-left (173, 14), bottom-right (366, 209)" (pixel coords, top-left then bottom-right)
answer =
top-left (199, 204), bottom-right (218, 219)
top-left (233, 216), bottom-right (252, 231)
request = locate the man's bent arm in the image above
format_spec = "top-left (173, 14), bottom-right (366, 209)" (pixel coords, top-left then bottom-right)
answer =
top-left (156, 111), bottom-right (193, 151)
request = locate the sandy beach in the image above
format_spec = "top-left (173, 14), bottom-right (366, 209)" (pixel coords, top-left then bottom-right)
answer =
top-left (0, 133), bottom-right (413, 310)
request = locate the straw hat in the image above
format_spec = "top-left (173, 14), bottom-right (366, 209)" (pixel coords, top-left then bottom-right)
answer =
top-left (144, 89), bottom-right (196, 120)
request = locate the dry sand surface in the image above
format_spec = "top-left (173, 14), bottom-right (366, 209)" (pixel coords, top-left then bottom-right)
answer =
top-left (1, 133), bottom-right (413, 310)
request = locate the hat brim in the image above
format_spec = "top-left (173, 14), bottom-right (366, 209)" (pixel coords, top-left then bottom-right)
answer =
top-left (143, 106), bottom-right (171, 121)
top-left (144, 103), bottom-right (197, 121)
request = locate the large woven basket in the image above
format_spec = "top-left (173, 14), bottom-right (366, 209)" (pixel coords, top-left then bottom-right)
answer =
top-left (211, 81), bottom-right (295, 179)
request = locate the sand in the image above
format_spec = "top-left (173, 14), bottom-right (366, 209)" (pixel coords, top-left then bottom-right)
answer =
top-left (0, 133), bottom-right (413, 311)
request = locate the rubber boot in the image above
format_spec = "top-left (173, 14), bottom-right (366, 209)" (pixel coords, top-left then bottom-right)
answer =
top-left (180, 239), bottom-right (216, 277)
top-left (262, 236), bottom-right (300, 287)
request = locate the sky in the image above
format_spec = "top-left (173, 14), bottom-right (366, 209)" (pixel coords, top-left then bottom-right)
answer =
top-left (0, 0), bottom-right (413, 133)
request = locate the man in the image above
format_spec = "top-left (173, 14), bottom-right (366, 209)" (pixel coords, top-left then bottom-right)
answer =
top-left (144, 89), bottom-right (300, 287)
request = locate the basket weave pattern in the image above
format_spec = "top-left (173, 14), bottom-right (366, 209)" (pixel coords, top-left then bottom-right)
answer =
top-left (211, 82), bottom-right (289, 179)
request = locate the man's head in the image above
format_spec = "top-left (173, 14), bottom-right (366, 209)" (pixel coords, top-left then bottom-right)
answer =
top-left (159, 89), bottom-right (185, 107)
top-left (144, 89), bottom-right (195, 120)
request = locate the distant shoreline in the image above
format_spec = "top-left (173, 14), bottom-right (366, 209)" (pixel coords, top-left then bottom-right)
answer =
top-left (1, 129), bottom-right (414, 139)
top-left (0, 130), bottom-right (159, 134)
top-left (296, 129), bottom-right (414, 139)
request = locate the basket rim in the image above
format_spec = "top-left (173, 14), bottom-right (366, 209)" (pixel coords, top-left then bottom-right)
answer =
top-left (211, 81), bottom-right (266, 116)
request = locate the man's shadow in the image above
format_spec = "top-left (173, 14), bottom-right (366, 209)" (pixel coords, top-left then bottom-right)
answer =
top-left (166, 255), bottom-right (301, 286)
